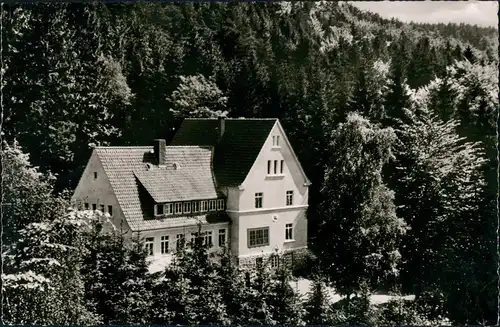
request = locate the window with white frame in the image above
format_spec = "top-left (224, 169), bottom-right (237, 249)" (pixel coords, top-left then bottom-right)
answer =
top-left (160, 236), bottom-right (169, 254)
top-left (155, 204), bottom-right (164, 216)
top-left (270, 254), bottom-right (279, 268)
top-left (272, 135), bottom-right (280, 147)
top-left (174, 202), bottom-right (182, 214)
top-left (209, 199), bottom-right (217, 211)
top-left (165, 203), bottom-right (173, 215)
top-left (176, 234), bottom-right (185, 250)
top-left (201, 200), bottom-right (208, 212)
top-left (248, 227), bottom-right (269, 248)
top-left (218, 229), bottom-right (226, 247)
top-left (286, 190), bottom-right (293, 206)
top-left (192, 201), bottom-right (200, 213)
top-left (217, 199), bottom-right (225, 210)
top-left (285, 223), bottom-right (293, 240)
top-left (204, 231), bottom-right (213, 248)
top-left (183, 202), bottom-right (191, 214)
top-left (255, 192), bottom-right (263, 208)
top-left (145, 237), bottom-right (154, 256)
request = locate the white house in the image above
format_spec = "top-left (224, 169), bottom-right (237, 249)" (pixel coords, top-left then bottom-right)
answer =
top-left (72, 117), bottom-right (310, 267)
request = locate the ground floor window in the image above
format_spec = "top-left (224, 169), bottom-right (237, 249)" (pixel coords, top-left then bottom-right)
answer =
top-left (248, 227), bottom-right (269, 248)
top-left (145, 237), bottom-right (154, 256)
top-left (160, 236), bottom-right (169, 254)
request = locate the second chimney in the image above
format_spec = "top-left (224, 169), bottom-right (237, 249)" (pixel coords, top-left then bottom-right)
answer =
top-left (218, 116), bottom-right (226, 141)
top-left (153, 139), bottom-right (166, 166)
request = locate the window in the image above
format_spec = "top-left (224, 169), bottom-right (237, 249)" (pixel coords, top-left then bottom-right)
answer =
top-left (280, 160), bottom-right (284, 174)
top-left (285, 223), bottom-right (293, 240)
top-left (201, 200), bottom-right (208, 212)
top-left (248, 227), bottom-right (269, 248)
top-left (270, 255), bottom-right (280, 268)
top-left (255, 192), bottom-right (263, 208)
top-left (174, 202), bottom-right (182, 214)
top-left (99, 204), bottom-right (105, 213)
top-left (155, 204), bottom-right (164, 216)
top-left (84, 203), bottom-right (89, 210)
top-left (267, 160), bottom-right (271, 174)
top-left (161, 236), bottom-right (169, 254)
top-left (192, 201), bottom-right (200, 213)
top-left (92, 203), bottom-right (97, 211)
top-left (165, 203), bottom-right (173, 215)
top-left (256, 257), bottom-right (263, 266)
top-left (209, 200), bottom-right (217, 211)
top-left (274, 160), bottom-right (278, 174)
top-left (204, 231), bottom-right (213, 248)
top-left (218, 229), bottom-right (226, 247)
top-left (286, 190), bottom-right (294, 206)
top-left (191, 232), bottom-right (201, 246)
top-left (93, 172), bottom-right (97, 179)
top-left (145, 237), bottom-right (154, 256)
top-left (217, 199), bottom-right (225, 210)
top-left (272, 135), bottom-right (280, 147)
top-left (183, 202), bottom-right (191, 214)
top-left (176, 234), bottom-right (185, 250)
top-left (107, 205), bottom-right (113, 216)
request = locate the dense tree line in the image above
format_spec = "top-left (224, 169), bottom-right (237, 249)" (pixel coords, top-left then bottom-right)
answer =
top-left (1, 2), bottom-right (498, 325)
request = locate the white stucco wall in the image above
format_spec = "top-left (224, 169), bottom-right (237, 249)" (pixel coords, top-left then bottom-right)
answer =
top-left (72, 150), bottom-right (129, 231)
top-left (228, 121), bottom-right (309, 259)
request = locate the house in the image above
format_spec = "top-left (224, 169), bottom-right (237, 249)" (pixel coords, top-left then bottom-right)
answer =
top-left (72, 117), bottom-right (311, 267)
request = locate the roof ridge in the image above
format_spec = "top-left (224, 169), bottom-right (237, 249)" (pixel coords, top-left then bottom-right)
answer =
top-left (95, 146), bottom-right (151, 149)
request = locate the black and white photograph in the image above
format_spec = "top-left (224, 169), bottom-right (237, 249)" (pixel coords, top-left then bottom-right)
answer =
top-left (0, 1), bottom-right (498, 325)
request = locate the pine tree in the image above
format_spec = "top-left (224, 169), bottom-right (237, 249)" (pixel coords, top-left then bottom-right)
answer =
top-left (303, 273), bottom-right (337, 325)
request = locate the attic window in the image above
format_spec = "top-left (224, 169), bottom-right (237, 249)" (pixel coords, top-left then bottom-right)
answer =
top-left (272, 135), bottom-right (280, 147)
top-left (93, 172), bottom-right (97, 179)
top-left (172, 162), bottom-right (180, 170)
top-left (155, 204), bottom-right (164, 216)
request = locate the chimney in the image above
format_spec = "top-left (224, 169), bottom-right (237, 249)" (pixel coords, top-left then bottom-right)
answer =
top-left (153, 139), bottom-right (166, 166)
top-left (218, 116), bottom-right (226, 141)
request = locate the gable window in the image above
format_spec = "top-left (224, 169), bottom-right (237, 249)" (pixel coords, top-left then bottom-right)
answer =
top-left (201, 200), bottom-right (208, 212)
top-left (217, 199), bottom-right (225, 210)
top-left (280, 160), bottom-right (284, 174)
top-left (176, 234), bottom-right (185, 250)
top-left (174, 202), bottom-right (182, 214)
top-left (255, 192), bottom-right (263, 208)
top-left (204, 231), bottom-right (213, 248)
top-left (161, 236), bottom-right (169, 254)
top-left (183, 202), bottom-right (191, 214)
top-left (99, 204), bottom-right (105, 213)
top-left (248, 227), bottom-right (269, 248)
top-left (209, 200), bottom-right (217, 211)
top-left (155, 204), bottom-right (164, 216)
top-left (84, 203), bottom-right (89, 210)
top-left (145, 237), bottom-right (154, 256)
top-left (267, 160), bottom-right (271, 174)
top-left (274, 160), bottom-right (278, 174)
top-left (107, 205), bottom-right (113, 216)
top-left (218, 229), bottom-right (226, 247)
top-left (272, 135), bottom-right (280, 147)
top-left (192, 201), bottom-right (200, 213)
top-left (92, 203), bottom-right (97, 211)
top-left (286, 190), bottom-right (294, 206)
top-left (93, 172), bottom-right (97, 179)
top-left (285, 223), bottom-right (293, 240)
top-left (165, 203), bottom-right (173, 215)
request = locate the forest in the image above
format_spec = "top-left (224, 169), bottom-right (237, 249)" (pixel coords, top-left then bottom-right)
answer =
top-left (1, 2), bottom-right (498, 325)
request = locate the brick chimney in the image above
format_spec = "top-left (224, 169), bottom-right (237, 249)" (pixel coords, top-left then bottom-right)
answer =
top-left (218, 116), bottom-right (225, 141)
top-left (153, 139), bottom-right (166, 166)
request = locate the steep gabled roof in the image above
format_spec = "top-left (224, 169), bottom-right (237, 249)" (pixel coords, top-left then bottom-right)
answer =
top-left (95, 145), bottom-right (222, 231)
top-left (171, 118), bottom-right (277, 187)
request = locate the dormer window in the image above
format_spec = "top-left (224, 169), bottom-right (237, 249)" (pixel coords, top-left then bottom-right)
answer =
top-left (155, 204), bottom-right (164, 216)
